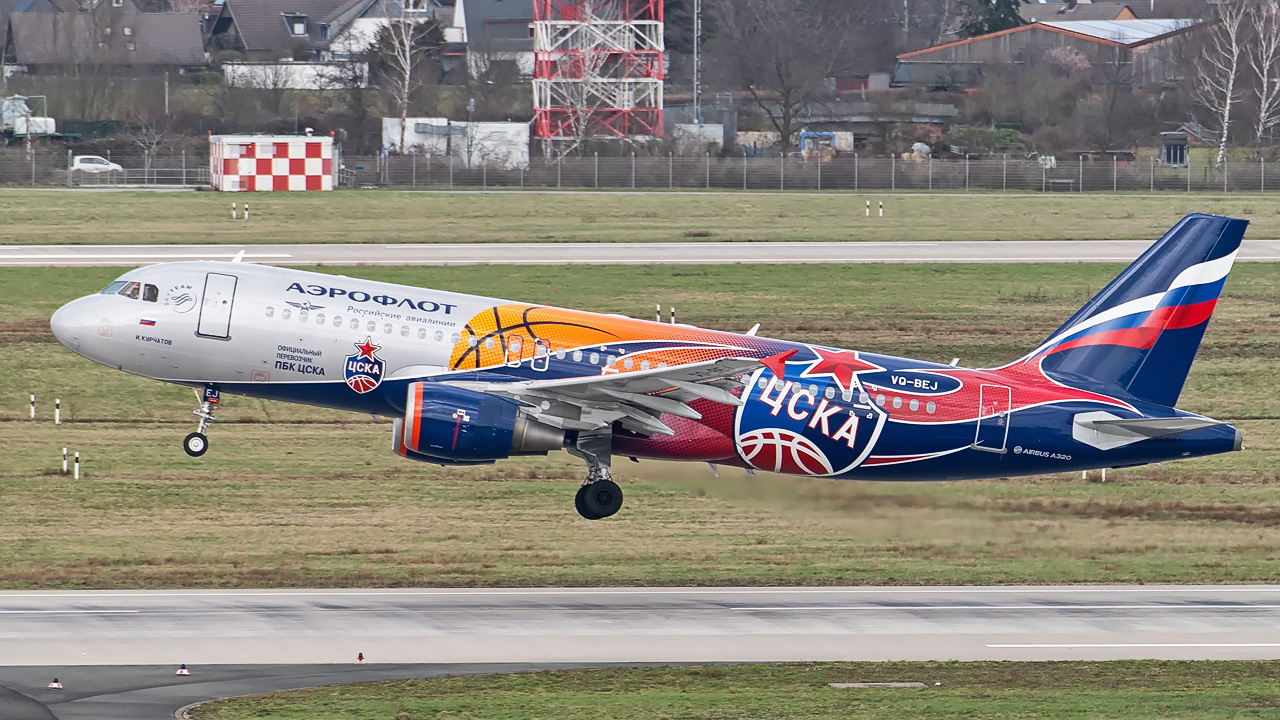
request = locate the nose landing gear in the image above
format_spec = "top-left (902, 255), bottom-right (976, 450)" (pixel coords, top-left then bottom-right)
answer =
top-left (568, 432), bottom-right (623, 520)
top-left (184, 387), bottom-right (219, 458)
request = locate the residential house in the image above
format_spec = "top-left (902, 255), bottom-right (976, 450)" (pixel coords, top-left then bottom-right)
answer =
top-left (206, 0), bottom-right (444, 61)
top-left (6, 11), bottom-right (205, 74)
top-left (893, 19), bottom-right (1200, 89)
top-left (446, 0), bottom-right (534, 78)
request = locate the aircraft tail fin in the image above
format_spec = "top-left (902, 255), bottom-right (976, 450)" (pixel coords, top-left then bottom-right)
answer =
top-left (1020, 213), bottom-right (1246, 407)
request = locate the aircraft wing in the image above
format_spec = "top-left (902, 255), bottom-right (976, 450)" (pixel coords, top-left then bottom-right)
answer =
top-left (445, 355), bottom-right (769, 436)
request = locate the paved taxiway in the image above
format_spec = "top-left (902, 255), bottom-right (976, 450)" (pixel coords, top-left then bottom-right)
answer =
top-left (5, 239), bottom-right (1280, 267)
top-left (4, 586), bottom-right (1280, 667)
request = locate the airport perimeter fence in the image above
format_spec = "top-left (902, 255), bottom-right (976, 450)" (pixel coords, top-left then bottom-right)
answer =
top-left (4, 148), bottom-right (1280, 193)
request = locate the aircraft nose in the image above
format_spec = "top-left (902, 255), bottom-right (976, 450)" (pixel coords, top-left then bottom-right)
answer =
top-left (50, 297), bottom-right (94, 353)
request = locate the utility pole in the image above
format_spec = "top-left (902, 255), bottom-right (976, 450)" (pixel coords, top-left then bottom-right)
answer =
top-left (693, 0), bottom-right (702, 125)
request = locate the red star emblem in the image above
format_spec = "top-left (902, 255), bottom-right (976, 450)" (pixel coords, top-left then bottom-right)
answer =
top-left (799, 347), bottom-right (882, 392)
top-left (354, 338), bottom-right (380, 360)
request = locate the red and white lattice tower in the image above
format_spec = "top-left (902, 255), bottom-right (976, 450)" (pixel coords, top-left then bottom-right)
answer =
top-left (532, 0), bottom-right (663, 155)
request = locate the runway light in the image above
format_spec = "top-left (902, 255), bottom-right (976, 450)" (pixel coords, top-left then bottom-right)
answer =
top-left (356, 652), bottom-right (365, 664)
top-left (48, 678), bottom-right (62, 689)
top-left (176, 664), bottom-right (191, 676)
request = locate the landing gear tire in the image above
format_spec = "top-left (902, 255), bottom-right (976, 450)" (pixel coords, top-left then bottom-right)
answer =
top-left (575, 485), bottom-right (601, 520)
top-left (579, 479), bottom-right (623, 520)
top-left (183, 432), bottom-right (208, 457)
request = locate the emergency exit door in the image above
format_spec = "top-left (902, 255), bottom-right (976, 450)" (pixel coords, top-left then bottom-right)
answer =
top-left (197, 272), bottom-right (238, 339)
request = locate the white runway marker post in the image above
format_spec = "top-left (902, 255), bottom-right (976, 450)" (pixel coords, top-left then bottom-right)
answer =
top-left (62, 448), bottom-right (68, 474)
top-left (655, 304), bottom-right (661, 322)
top-left (74, 452), bottom-right (80, 480)
top-left (879, 201), bottom-right (884, 217)
top-left (866, 200), bottom-right (870, 217)
top-left (55, 398), bottom-right (60, 425)
top-left (244, 203), bottom-right (249, 221)
top-left (30, 394), bottom-right (35, 419)
top-left (232, 202), bottom-right (237, 220)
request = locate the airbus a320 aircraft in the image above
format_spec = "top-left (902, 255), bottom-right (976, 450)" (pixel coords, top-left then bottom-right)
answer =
top-left (51, 213), bottom-right (1245, 520)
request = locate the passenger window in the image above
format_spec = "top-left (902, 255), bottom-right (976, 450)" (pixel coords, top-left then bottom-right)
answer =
top-left (142, 284), bottom-right (158, 302)
top-left (434, 330), bottom-right (444, 342)
top-left (118, 281), bottom-right (141, 299)
top-left (366, 320), bottom-right (376, 332)
top-left (417, 328), bottom-right (427, 340)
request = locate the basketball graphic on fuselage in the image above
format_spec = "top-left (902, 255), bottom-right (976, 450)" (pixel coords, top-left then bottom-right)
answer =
top-left (737, 428), bottom-right (834, 475)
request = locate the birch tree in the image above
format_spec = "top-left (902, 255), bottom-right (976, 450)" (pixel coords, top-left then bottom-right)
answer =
top-left (378, 0), bottom-right (437, 153)
top-left (1248, 2), bottom-right (1280, 150)
top-left (1193, 0), bottom-right (1249, 167)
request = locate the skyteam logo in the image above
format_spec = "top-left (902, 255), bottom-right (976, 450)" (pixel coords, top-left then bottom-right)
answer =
top-left (163, 283), bottom-right (196, 314)
top-left (345, 338), bottom-right (384, 394)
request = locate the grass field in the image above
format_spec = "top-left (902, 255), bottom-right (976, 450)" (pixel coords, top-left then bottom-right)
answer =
top-left (2, 190), bottom-right (1279, 244)
top-left (189, 661), bottom-right (1280, 720)
top-left (2, 263), bottom-right (1279, 589)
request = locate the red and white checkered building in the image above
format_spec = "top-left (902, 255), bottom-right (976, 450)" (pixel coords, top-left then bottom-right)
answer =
top-left (210, 135), bottom-right (333, 191)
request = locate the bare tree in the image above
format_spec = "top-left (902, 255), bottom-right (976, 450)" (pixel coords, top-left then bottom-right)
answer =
top-left (707, 0), bottom-right (867, 155)
top-left (1193, 0), bottom-right (1249, 167)
top-left (123, 110), bottom-right (174, 181)
top-left (1247, 2), bottom-right (1280, 150)
top-left (377, 0), bottom-right (437, 154)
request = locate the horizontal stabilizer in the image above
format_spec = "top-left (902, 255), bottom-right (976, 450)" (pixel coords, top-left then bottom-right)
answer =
top-left (1085, 416), bottom-right (1224, 438)
top-left (1072, 410), bottom-right (1224, 451)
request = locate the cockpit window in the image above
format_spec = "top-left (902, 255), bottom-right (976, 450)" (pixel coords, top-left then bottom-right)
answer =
top-left (118, 281), bottom-right (141, 300)
top-left (100, 281), bottom-right (128, 295)
top-left (142, 284), bottom-right (158, 302)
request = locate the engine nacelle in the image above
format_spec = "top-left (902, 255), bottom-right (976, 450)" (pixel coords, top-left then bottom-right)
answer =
top-left (393, 382), bottom-right (565, 465)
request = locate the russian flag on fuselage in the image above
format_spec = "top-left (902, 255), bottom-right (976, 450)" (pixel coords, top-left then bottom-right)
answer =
top-left (1020, 214), bottom-right (1246, 408)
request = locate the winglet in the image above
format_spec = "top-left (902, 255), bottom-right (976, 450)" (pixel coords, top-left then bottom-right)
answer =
top-left (761, 349), bottom-right (797, 379)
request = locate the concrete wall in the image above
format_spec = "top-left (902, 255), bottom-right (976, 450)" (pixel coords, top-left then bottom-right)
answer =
top-left (382, 117), bottom-right (530, 169)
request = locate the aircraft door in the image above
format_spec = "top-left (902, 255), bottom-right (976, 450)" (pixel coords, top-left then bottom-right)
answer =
top-left (197, 272), bottom-right (238, 339)
top-left (973, 384), bottom-right (1011, 453)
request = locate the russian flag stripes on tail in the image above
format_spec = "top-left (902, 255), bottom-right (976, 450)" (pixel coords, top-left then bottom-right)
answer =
top-left (1020, 213), bottom-right (1247, 408)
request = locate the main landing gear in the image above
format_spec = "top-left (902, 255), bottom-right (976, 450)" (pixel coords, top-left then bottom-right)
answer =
top-left (183, 387), bottom-right (219, 458)
top-left (568, 432), bottom-right (623, 520)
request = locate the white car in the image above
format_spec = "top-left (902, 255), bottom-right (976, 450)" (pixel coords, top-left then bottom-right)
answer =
top-left (72, 155), bottom-right (124, 173)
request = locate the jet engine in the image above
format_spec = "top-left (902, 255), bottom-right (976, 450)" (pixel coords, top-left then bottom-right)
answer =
top-left (392, 382), bottom-right (565, 465)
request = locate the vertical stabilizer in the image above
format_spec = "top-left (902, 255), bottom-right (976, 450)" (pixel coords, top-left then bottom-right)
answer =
top-left (1020, 213), bottom-right (1246, 407)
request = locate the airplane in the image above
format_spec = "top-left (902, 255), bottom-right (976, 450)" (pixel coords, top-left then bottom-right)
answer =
top-left (49, 213), bottom-right (1246, 520)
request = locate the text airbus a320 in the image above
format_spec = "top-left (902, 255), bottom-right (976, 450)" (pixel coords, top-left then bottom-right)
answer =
top-left (51, 213), bottom-right (1246, 519)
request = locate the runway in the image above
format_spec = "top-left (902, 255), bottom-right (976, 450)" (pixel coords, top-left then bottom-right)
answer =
top-left (4, 586), bottom-right (1280, 667)
top-left (5, 239), bottom-right (1280, 267)
top-left (4, 585), bottom-right (1280, 718)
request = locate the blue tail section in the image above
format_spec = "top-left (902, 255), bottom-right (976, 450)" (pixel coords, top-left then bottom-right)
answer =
top-left (1021, 213), bottom-right (1246, 407)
